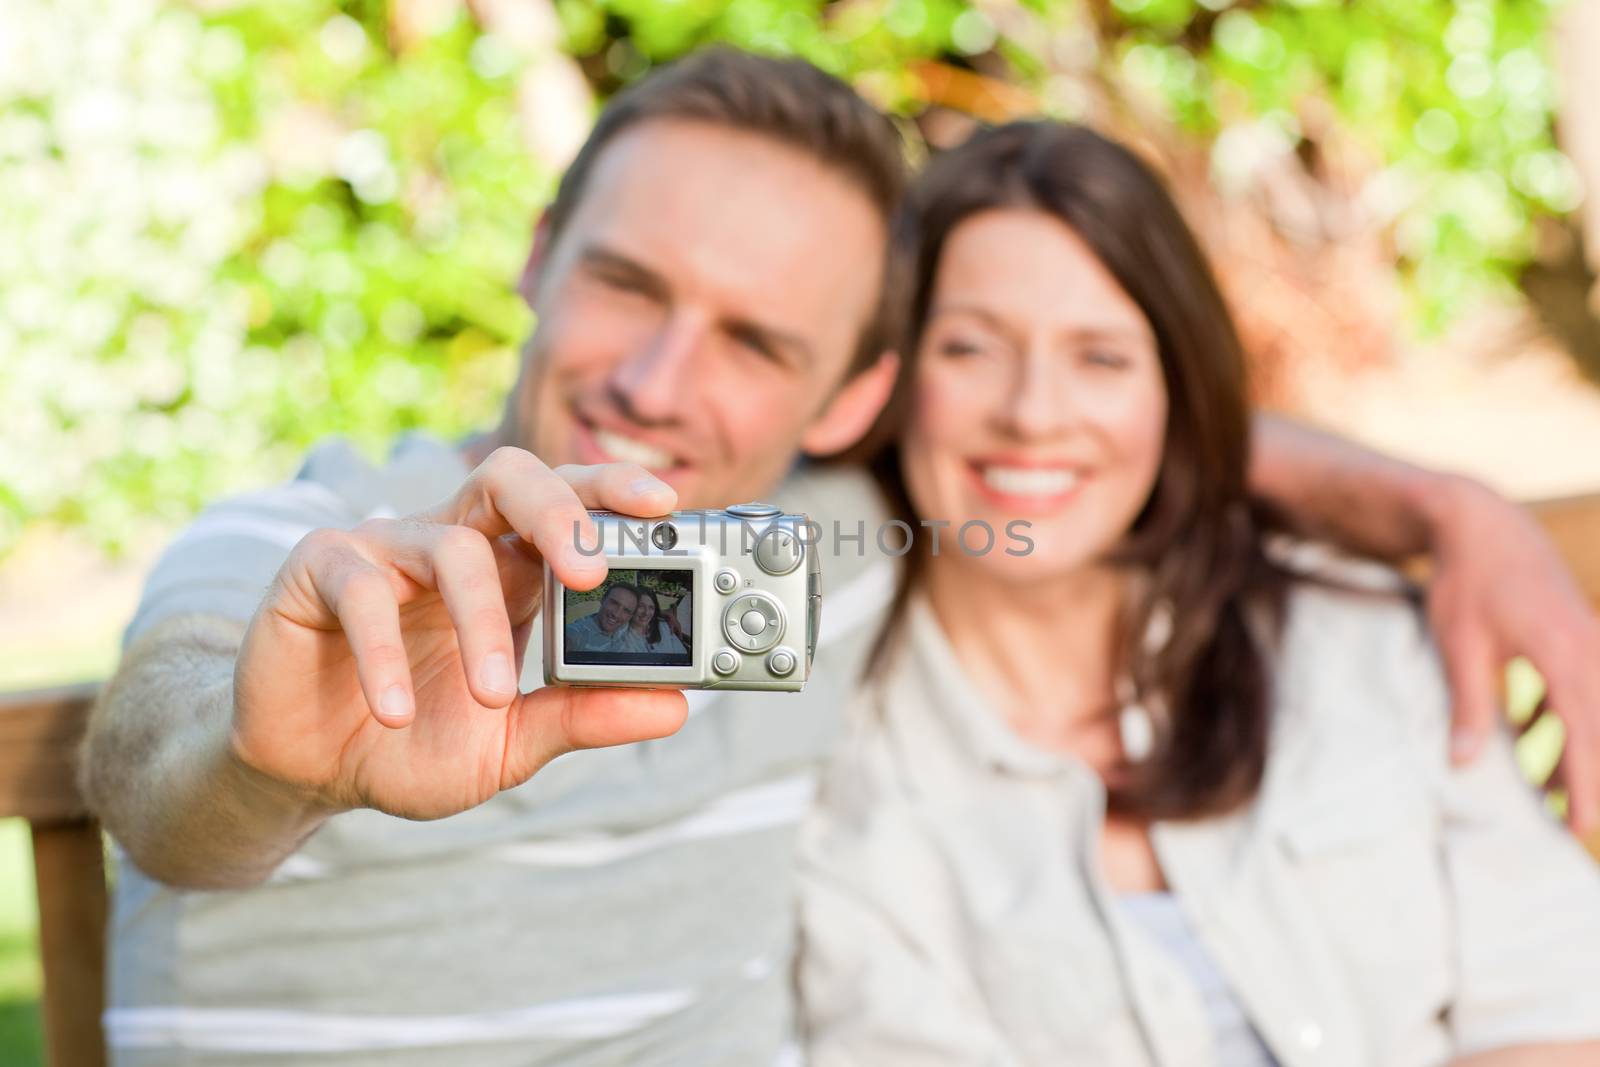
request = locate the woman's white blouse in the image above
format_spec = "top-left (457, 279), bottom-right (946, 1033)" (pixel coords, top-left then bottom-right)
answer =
top-left (1119, 892), bottom-right (1278, 1066)
top-left (797, 581), bottom-right (1600, 1067)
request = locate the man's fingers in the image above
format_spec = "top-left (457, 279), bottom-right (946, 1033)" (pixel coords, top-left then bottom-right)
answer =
top-left (492, 535), bottom-right (545, 627)
top-left (499, 460), bottom-right (675, 589)
top-left (1542, 655), bottom-right (1600, 838)
top-left (428, 526), bottom-right (519, 708)
top-left (313, 553), bottom-right (416, 730)
top-left (349, 519), bottom-right (528, 709)
top-left (1436, 620), bottom-right (1501, 765)
top-left (550, 460), bottom-right (677, 516)
top-left (422, 448), bottom-right (674, 592)
top-left (504, 686), bottom-right (690, 786)
top-left (1540, 633), bottom-right (1600, 834)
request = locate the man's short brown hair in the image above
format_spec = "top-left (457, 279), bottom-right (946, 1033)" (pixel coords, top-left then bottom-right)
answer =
top-left (544, 47), bottom-right (908, 380)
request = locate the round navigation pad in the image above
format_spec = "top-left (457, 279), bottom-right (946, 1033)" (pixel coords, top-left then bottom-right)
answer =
top-left (723, 593), bottom-right (785, 653)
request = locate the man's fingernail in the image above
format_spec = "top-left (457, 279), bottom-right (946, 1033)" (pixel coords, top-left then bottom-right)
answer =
top-left (1450, 730), bottom-right (1481, 762)
top-left (564, 543), bottom-right (602, 572)
top-left (378, 685), bottom-right (411, 721)
top-left (481, 652), bottom-right (515, 695)
top-left (629, 475), bottom-right (670, 497)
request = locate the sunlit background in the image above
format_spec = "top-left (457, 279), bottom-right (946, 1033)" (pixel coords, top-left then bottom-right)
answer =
top-left (3, 0), bottom-right (1598, 1058)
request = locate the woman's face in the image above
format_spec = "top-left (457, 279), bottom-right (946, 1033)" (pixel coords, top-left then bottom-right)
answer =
top-left (901, 209), bottom-right (1168, 581)
top-left (632, 595), bottom-right (656, 628)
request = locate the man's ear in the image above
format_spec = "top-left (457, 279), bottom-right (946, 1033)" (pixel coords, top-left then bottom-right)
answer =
top-left (518, 214), bottom-right (553, 309)
top-left (800, 352), bottom-right (901, 458)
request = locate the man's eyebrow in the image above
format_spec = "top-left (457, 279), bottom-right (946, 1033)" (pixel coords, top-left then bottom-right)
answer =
top-left (724, 314), bottom-right (815, 370)
top-left (578, 245), bottom-right (671, 300)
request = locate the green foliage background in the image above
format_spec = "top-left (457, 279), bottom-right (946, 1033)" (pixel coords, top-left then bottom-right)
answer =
top-left (0, 0), bottom-right (1582, 560)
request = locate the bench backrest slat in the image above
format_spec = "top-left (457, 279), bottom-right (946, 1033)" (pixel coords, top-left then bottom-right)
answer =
top-left (0, 682), bottom-right (97, 825)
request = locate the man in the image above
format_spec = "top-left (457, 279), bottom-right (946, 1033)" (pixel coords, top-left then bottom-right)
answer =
top-left (566, 583), bottom-right (639, 653)
top-left (82, 47), bottom-right (1600, 1066)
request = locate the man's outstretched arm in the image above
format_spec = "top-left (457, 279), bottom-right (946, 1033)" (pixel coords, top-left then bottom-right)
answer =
top-left (1252, 413), bottom-right (1600, 835)
top-left (80, 450), bottom-right (690, 889)
top-left (81, 616), bottom-right (331, 888)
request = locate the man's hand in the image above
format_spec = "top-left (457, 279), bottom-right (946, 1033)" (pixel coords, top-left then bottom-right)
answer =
top-left (1427, 478), bottom-right (1600, 836)
top-left (231, 447), bottom-right (688, 821)
top-left (1249, 415), bottom-right (1600, 837)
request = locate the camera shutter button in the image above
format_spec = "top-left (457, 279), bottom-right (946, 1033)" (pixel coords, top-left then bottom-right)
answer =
top-left (726, 502), bottom-right (781, 519)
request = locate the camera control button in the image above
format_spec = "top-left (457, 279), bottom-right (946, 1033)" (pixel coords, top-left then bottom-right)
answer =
top-left (726, 502), bottom-right (781, 519)
top-left (714, 568), bottom-right (740, 594)
top-left (767, 648), bottom-right (797, 677)
top-left (754, 527), bottom-right (803, 576)
top-left (712, 649), bottom-right (740, 676)
top-left (724, 593), bottom-right (784, 653)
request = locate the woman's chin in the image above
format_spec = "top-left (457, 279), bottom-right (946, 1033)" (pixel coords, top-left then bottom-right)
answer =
top-left (940, 538), bottom-right (1104, 588)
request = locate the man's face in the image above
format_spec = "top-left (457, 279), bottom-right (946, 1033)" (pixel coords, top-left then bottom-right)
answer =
top-left (598, 588), bottom-right (637, 633)
top-left (513, 119), bottom-right (889, 508)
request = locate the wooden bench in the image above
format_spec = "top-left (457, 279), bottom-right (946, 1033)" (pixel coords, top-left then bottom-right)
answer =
top-left (0, 681), bottom-right (105, 1067)
top-left (2, 492), bottom-right (1599, 1067)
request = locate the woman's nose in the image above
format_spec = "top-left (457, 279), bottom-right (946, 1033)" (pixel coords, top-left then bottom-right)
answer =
top-left (1000, 348), bottom-right (1075, 438)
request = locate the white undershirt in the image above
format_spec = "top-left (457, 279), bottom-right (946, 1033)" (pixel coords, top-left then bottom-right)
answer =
top-left (1120, 892), bottom-right (1281, 1067)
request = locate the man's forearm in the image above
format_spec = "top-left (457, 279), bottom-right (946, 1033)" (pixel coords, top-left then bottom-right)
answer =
top-left (1249, 412), bottom-right (1482, 562)
top-left (80, 615), bottom-right (332, 889)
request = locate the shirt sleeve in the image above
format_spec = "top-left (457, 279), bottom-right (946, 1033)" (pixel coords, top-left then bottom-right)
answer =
top-left (796, 731), bottom-right (1023, 1067)
top-left (125, 474), bottom-right (356, 646)
top-left (1442, 724), bottom-right (1600, 1053)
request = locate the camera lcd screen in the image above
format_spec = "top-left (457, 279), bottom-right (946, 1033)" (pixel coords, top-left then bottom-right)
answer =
top-left (563, 569), bottom-right (694, 668)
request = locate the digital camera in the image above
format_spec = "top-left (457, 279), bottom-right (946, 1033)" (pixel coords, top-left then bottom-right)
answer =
top-left (543, 503), bottom-right (819, 692)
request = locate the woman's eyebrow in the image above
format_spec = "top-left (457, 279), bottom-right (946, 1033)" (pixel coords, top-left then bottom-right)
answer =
top-left (1066, 324), bottom-right (1152, 346)
top-left (927, 302), bottom-right (1025, 346)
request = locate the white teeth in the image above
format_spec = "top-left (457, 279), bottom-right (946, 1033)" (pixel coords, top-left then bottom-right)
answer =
top-left (594, 428), bottom-right (676, 470)
top-left (981, 465), bottom-right (1079, 497)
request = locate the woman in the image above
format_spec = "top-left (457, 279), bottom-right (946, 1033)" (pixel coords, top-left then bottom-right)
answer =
top-left (625, 586), bottom-right (688, 655)
top-left (797, 122), bottom-right (1600, 1066)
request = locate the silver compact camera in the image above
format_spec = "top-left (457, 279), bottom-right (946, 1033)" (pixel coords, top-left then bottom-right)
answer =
top-left (543, 502), bottom-right (819, 692)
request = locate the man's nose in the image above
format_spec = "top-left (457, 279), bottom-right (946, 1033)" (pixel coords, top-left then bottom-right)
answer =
top-left (606, 309), bottom-right (710, 424)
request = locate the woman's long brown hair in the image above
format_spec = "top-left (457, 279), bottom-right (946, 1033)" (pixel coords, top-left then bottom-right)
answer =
top-left (864, 121), bottom-right (1290, 820)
